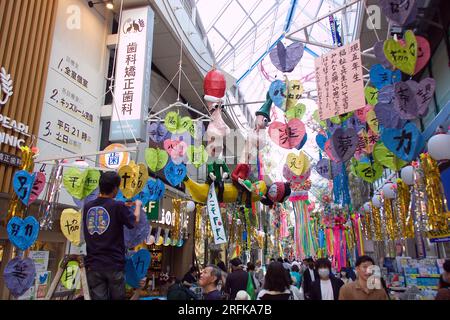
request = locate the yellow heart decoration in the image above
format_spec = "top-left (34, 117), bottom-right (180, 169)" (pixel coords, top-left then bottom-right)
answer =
top-left (366, 110), bottom-right (379, 134)
top-left (132, 163), bottom-right (148, 195)
top-left (286, 151), bottom-right (310, 176)
top-left (118, 161), bottom-right (141, 199)
top-left (383, 30), bottom-right (417, 76)
top-left (60, 209), bottom-right (82, 246)
top-left (286, 80), bottom-right (304, 109)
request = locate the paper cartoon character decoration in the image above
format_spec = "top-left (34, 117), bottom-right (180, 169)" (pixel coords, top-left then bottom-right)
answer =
top-left (203, 68), bottom-right (226, 108)
top-left (373, 142), bottom-right (408, 171)
top-left (164, 160), bottom-right (187, 187)
top-left (269, 80), bottom-right (287, 110)
top-left (60, 208), bottom-right (82, 246)
top-left (369, 64), bottom-right (401, 90)
top-left (379, 0), bottom-right (417, 26)
top-left (99, 143), bottom-right (130, 169)
top-left (3, 257), bottom-right (36, 297)
top-left (7, 216), bottom-right (40, 251)
top-left (13, 171), bottom-right (46, 205)
top-left (270, 41), bottom-right (304, 73)
top-left (394, 78), bottom-right (435, 119)
top-left (206, 107), bottom-right (231, 157)
top-left (381, 122), bottom-right (424, 162)
top-left (145, 148), bottom-right (169, 172)
top-left (118, 162), bottom-right (148, 199)
top-left (286, 80), bottom-right (304, 109)
top-left (383, 30), bottom-right (417, 76)
top-left (268, 119), bottom-right (306, 149)
top-left (164, 112), bottom-right (194, 135)
top-left (286, 151), bottom-right (310, 176)
top-left (125, 249), bottom-right (151, 288)
top-left (148, 122), bottom-right (171, 143)
top-left (187, 145), bottom-right (208, 168)
top-left (353, 160), bottom-right (383, 183)
top-left (315, 158), bottom-right (342, 180)
top-left (63, 168), bottom-right (100, 200)
top-left (331, 128), bottom-right (359, 162)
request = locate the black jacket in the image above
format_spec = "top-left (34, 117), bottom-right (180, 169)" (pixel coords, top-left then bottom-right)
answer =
top-left (310, 276), bottom-right (344, 301)
top-left (224, 269), bottom-right (248, 300)
top-left (302, 268), bottom-right (319, 299)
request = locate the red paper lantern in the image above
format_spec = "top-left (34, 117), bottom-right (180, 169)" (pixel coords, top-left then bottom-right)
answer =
top-left (204, 69), bottom-right (226, 102)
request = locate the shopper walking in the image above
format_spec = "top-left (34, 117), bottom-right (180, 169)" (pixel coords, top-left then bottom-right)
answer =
top-left (290, 264), bottom-right (302, 288)
top-left (257, 262), bottom-right (292, 300)
top-left (255, 260), bottom-right (265, 288)
top-left (302, 257), bottom-right (318, 300)
top-left (247, 262), bottom-right (260, 292)
top-left (310, 258), bottom-right (344, 300)
top-left (199, 265), bottom-right (223, 300)
top-left (435, 260), bottom-right (450, 300)
top-left (339, 268), bottom-right (353, 285)
top-left (224, 258), bottom-right (248, 300)
top-left (83, 172), bottom-right (141, 300)
top-left (339, 255), bottom-right (388, 300)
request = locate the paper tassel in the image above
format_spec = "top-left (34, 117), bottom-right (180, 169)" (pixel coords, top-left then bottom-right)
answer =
top-left (397, 179), bottom-right (414, 238)
top-left (384, 198), bottom-right (399, 240)
top-left (371, 202), bottom-right (383, 241)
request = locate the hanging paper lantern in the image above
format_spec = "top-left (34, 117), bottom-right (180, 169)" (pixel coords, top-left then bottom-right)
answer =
top-left (203, 69), bottom-right (226, 103)
top-left (363, 202), bottom-right (371, 213)
top-left (382, 182), bottom-right (397, 199)
top-left (372, 194), bottom-right (382, 208)
top-left (186, 201), bottom-right (196, 213)
top-left (427, 132), bottom-right (450, 160)
top-left (400, 165), bottom-right (415, 185)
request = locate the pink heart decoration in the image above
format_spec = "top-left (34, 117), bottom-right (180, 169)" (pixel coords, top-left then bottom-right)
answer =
top-left (29, 172), bottom-right (46, 204)
top-left (355, 105), bottom-right (372, 123)
top-left (400, 35), bottom-right (430, 75)
top-left (324, 139), bottom-right (338, 162)
top-left (283, 164), bottom-right (310, 184)
top-left (164, 139), bottom-right (187, 163)
top-left (268, 119), bottom-right (305, 149)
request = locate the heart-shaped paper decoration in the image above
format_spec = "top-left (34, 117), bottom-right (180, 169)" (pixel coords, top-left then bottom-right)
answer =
top-left (375, 103), bottom-right (405, 129)
top-left (373, 142), bottom-right (408, 171)
top-left (286, 80), bottom-right (304, 109)
top-left (315, 158), bottom-right (342, 180)
top-left (355, 129), bottom-right (379, 158)
top-left (187, 145), bottom-right (208, 168)
top-left (354, 160), bottom-right (383, 183)
top-left (164, 140), bottom-right (187, 160)
top-left (312, 110), bottom-right (327, 129)
top-left (369, 64), bottom-right (402, 90)
top-left (268, 119), bottom-right (306, 149)
top-left (148, 121), bottom-right (170, 143)
top-left (381, 122), bottom-right (424, 162)
top-left (270, 41), bottom-right (304, 73)
top-left (61, 261), bottom-right (80, 290)
top-left (7, 216), bottom-right (40, 250)
top-left (283, 164), bottom-right (311, 184)
top-left (118, 162), bottom-right (139, 199)
top-left (366, 110), bottom-right (379, 134)
top-left (379, 0), bottom-right (417, 26)
top-left (412, 36), bottom-right (430, 74)
top-left (316, 133), bottom-right (327, 151)
top-left (347, 114), bottom-right (366, 133)
top-left (73, 188), bottom-right (99, 208)
top-left (365, 86), bottom-right (378, 106)
top-left (325, 139), bottom-right (338, 162)
top-left (164, 160), bottom-right (187, 186)
top-left (394, 78), bottom-right (436, 119)
top-left (286, 151), bottom-right (309, 176)
top-left (60, 209), bottom-right (82, 246)
top-left (124, 208), bottom-right (150, 248)
top-left (180, 116), bottom-right (194, 135)
top-left (374, 41), bottom-right (393, 68)
top-left (268, 80), bottom-right (286, 109)
top-left (331, 128), bottom-right (358, 162)
top-left (145, 148), bottom-right (168, 172)
top-left (125, 249), bottom-right (151, 288)
top-left (63, 168), bottom-right (100, 200)
top-left (3, 257), bottom-right (36, 297)
top-left (146, 178), bottom-right (165, 201)
top-left (295, 133), bottom-right (308, 150)
top-left (286, 103), bottom-right (306, 121)
top-left (164, 112), bottom-right (193, 134)
top-left (384, 30), bottom-right (417, 76)
top-left (134, 163), bottom-right (149, 196)
top-left (355, 105), bottom-right (373, 123)
top-left (378, 84), bottom-right (395, 104)
top-left (13, 171), bottom-right (46, 205)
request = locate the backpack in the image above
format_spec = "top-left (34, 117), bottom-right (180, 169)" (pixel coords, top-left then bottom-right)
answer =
top-left (167, 283), bottom-right (198, 300)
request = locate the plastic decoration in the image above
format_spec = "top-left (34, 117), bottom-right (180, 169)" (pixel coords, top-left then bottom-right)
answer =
top-left (371, 202), bottom-right (383, 241)
top-left (396, 179), bottom-right (414, 239)
top-left (383, 197), bottom-right (399, 240)
top-left (383, 30), bottom-right (417, 76)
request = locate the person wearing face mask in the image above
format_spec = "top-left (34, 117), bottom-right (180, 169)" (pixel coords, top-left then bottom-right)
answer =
top-left (339, 255), bottom-right (388, 300)
top-left (310, 258), bottom-right (344, 300)
top-left (339, 268), bottom-right (353, 285)
top-left (302, 258), bottom-right (319, 300)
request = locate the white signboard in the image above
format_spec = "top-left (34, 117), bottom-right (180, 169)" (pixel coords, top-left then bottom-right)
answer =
top-left (109, 6), bottom-right (154, 142)
top-left (28, 251), bottom-right (49, 273)
top-left (36, 0), bottom-right (107, 204)
top-left (207, 183), bottom-right (227, 245)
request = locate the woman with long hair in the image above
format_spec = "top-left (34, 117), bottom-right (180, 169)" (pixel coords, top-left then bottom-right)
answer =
top-left (257, 262), bottom-right (292, 300)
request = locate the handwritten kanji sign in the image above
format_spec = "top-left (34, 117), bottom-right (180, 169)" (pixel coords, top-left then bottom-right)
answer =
top-left (207, 183), bottom-right (226, 245)
top-left (3, 257), bottom-right (36, 297)
top-left (7, 216), bottom-right (40, 251)
top-left (13, 171), bottom-right (46, 206)
top-left (315, 40), bottom-right (365, 120)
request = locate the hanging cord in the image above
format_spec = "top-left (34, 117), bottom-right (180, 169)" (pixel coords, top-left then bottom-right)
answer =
top-left (177, 37), bottom-right (183, 102)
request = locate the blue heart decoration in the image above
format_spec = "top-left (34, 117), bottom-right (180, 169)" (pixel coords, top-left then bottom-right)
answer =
top-left (3, 257), bottom-right (36, 297)
top-left (378, 84), bottom-right (395, 104)
top-left (148, 121), bottom-right (171, 143)
top-left (295, 133), bottom-right (308, 150)
top-left (369, 64), bottom-right (402, 90)
top-left (116, 190), bottom-right (129, 202)
top-left (316, 133), bottom-right (327, 151)
top-left (132, 190), bottom-right (150, 207)
top-left (124, 208), bottom-right (150, 249)
top-left (268, 80), bottom-right (286, 109)
top-left (164, 160), bottom-right (187, 187)
top-left (125, 249), bottom-right (151, 288)
top-left (7, 216), bottom-right (40, 251)
top-left (381, 122), bottom-right (425, 162)
top-left (146, 178), bottom-right (165, 202)
top-left (39, 272), bottom-right (48, 284)
top-left (73, 188), bottom-right (99, 208)
top-left (13, 171), bottom-right (36, 205)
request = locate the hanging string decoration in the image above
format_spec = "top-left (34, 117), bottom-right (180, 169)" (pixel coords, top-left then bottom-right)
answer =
top-left (396, 178), bottom-right (414, 239)
top-left (371, 202), bottom-right (383, 241)
top-left (38, 160), bottom-right (64, 230)
top-left (383, 197), bottom-right (399, 241)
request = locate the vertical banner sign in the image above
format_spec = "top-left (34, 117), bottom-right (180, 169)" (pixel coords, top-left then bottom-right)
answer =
top-left (207, 183), bottom-right (227, 245)
top-left (110, 7), bottom-right (154, 142)
top-left (314, 40), bottom-right (365, 120)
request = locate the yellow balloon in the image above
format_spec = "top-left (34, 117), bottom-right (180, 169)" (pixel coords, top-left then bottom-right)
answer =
top-left (60, 209), bottom-right (82, 246)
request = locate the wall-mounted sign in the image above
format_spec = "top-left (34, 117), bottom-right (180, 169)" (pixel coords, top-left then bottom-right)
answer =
top-left (0, 67), bottom-right (14, 107)
top-left (0, 151), bottom-right (21, 167)
top-left (0, 114), bottom-right (30, 150)
top-left (145, 200), bottom-right (159, 221)
top-left (99, 143), bottom-right (130, 169)
top-left (109, 6), bottom-right (154, 142)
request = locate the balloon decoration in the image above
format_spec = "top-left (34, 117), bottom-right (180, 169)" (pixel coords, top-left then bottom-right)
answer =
top-left (427, 131), bottom-right (450, 161)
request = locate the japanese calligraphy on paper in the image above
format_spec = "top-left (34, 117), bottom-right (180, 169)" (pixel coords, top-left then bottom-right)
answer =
top-left (207, 183), bottom-right (226, 245)
top-left (314, 40), bottom-right (365, 120)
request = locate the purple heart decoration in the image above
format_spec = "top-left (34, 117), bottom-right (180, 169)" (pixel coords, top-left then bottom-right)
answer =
top-left (381, 122), bottom-right (425, 162)
top-left (374, 103), bottom-right (406, 129)
top-left (148, 122), bottom-right (171, 143)
top-left (270, 41), bottom-right (304, 73)
top-left (369, 64), bottom-right (402, 90)
top-left (124, 208), bottom-right (150, 249)
top-left (325, 120), bottom-right (339, 134)
top-left (346, 114), bottom-right (366, 133)
top-left (4, 257), bottom-right (36, 297)
top-left (373, 41), bottom-right (392, 68)
top-left (378, 84), bottom-right (395, 104)
top-left (394, 78), bottom-right (436, 119)
top-left (315, 158), bottom-right (342, 180)
top-left (415, 77), bottom-right (436, 117)
top-left (331, 128), bottom-right (359, 162)
top-left (379, 0), bottom-right (417, 26)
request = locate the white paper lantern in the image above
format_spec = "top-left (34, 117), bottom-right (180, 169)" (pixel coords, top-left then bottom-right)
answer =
top-left (186, 201), bottom-right (196, 213)
top-left (372, 194), bottom-right (382, 208)
top-left (400, 166), bottom-right (415, 185)
top-left (428, 133), bottom-right (450, 160)
top-left (363, 202), bottom-right (371, 213)
top-left (382, 183), bottom-right (396, 199)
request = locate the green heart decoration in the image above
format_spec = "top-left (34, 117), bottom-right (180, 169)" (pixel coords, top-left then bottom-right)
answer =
top-left (187, 145), bottom-right (208, 168)
top-left (354, 160), bottom-right (383, 183)
top-left (164, 112), bottom-right (193, 134)
top-left (312, 110), bottom-right (327, 128)
top-left (373, 142), bottom-right (407, 171)
top-left (383, 30), bottom-right (417, 76)
top-left (63, 168), bottom-right (100, 200)
top-left (145, 148), bottom-right (168, 172)
top-left (364, 86), bottom-right (378, 106)
top-left (329, 115), bottom-right (342, 125)
top-left (286, 103), bottom-right (306, 121)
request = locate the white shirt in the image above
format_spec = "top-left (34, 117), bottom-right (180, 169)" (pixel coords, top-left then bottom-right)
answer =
top-left (320, 279), bottom-right (334, 300)
top-left (309, 268), bottom-right (315, 282)
top-left (290, 285), bottom-right (303, 300)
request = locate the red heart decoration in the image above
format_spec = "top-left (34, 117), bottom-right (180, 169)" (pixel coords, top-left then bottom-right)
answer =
top-left (324, 139), bottom-right (338, 162)
top-left (164, 139), bottom-right (187, 159)
top-left (355, 105), bottom-right (372, 123)
top-left (268, 119), bottom-right (305, 149)
top-left (400, 35), bottom-right (430, 75)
